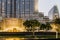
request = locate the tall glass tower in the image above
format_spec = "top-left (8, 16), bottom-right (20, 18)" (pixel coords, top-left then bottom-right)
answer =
top-left (0, 0), bottom-right (38, 18)
top-left (48, 5), bottom-right (59, 21)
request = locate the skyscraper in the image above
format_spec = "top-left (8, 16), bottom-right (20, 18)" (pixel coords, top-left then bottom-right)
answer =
top-left (0, 0), bottom-right (38, 18)
top-left (48, 5), bottom-right (59, 21)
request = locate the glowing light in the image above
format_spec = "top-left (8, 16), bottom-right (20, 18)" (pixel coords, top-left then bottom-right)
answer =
top-left (34, 0), bottom-right (38, 12)
top-left (5, 38), bottom-right (25, 40)
top-left (50, 23), bottom-right (58, 32)
top-left (0, 18), bottom-right (26, 32)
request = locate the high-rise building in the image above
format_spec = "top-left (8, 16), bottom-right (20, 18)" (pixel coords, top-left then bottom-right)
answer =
top-left (0, 0), bottom-right (38, 18)
top-left (48, 5), bottom-right (59, 21)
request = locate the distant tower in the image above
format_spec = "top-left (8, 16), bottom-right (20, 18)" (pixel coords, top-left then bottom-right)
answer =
top-left (48, 5), bottom-right (59, 21)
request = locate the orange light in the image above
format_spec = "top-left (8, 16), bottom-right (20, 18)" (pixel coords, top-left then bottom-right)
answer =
top-left (0, 18), bottom-right (26, 32)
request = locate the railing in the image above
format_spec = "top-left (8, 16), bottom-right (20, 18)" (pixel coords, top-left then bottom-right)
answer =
top-left (0, 32), bottom-right (60, 39)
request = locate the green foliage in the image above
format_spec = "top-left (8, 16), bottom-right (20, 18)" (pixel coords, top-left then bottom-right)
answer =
top-left (23, 20), bottom-right (31, 28)
top-left (40, 24), bottom-right (46, 30)
top-left (23, 19), bottom-right (40, 28)
top-left (40, 22), bottom-right (52, 30)
top-left (46, 22), bottom-right (52, 30)
top-left (23, 19), bottom-right (40, 32)
top-left (54, 18), bottom-right (60, 32)
top-left (30, 20), bottom-right (40, 27)
top-left (54, 18), bottom-right (60, 24)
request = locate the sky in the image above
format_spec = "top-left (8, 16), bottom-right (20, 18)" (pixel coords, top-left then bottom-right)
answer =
top-left (38, 0), bottom-right (60, 16)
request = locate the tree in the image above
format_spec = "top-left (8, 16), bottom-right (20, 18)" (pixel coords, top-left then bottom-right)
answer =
top-left (54, 18), bottom-right (60, 24)
top-left (23, 20), bottom-right (32, 32)
top-left (54, 18), bottom-right (60, 38)
top-left (46, 22), bottom-right (52, 30)
top-left (54, 18), bottom-right (60, 31)
top-left (40, 22), bottom-right (52, 31)
top-left (23, 19), bottom-right (40, 37)
top-left (40, 24), bottom-right (46, 30)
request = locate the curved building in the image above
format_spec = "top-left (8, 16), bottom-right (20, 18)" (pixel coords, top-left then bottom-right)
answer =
top-left (48, 5), bottom-right (59, 21)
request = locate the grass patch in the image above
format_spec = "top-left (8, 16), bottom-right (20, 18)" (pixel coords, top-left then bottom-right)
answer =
top-left (0, 35), bottom-right (60, 38)
top-left (36, 35), bottom-right (56, 39)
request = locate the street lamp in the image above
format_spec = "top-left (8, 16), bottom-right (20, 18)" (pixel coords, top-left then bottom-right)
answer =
top-left (56, 28), bottom-right (58, 38)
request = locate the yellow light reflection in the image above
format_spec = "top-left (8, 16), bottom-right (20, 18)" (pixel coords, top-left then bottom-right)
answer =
top-left (50, 23), bottom-right (58, 32)
top-left (0, 18), bottom-right (26, 32)
top-left (5, 38), bottom-right (25, 40)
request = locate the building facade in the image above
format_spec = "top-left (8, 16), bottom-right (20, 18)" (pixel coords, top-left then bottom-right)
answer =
top-left (0, 0), bottom-right (38, 18)
top-left (48, 5), bottom-right (59, 21)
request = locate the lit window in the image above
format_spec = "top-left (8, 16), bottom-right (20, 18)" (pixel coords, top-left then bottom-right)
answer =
top-left (8, 2), bottom-right (10, 4)
top-left (22, 2), bottom-right (24, 4)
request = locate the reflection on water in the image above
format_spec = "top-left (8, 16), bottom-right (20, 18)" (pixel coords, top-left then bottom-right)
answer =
top-left (0, 37), bottom-right (39, 40)
top-left (0, 38), bottom-right (25, 40)
top-left (5, 38), bottom-right (25, 40)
